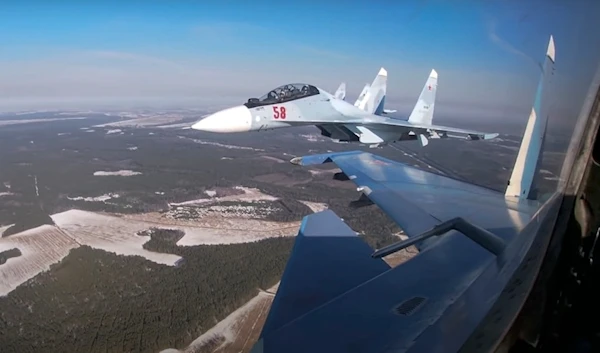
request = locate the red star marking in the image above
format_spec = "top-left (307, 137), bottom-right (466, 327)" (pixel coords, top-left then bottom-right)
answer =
top-left (428, 85), bottom-right (432, 91)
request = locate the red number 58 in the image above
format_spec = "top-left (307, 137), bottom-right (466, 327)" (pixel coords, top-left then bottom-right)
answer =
top-left (273, 106), bottom-right (287, 119)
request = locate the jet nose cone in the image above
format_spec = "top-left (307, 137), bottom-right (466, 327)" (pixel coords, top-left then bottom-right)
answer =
top-left (191, 105), bottom-right (252, 133)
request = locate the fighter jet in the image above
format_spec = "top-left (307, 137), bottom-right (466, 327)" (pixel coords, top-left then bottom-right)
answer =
top-left (336, 67), bottom-right (398, 114)
top-left (191, 67), bottom-right (499, 147)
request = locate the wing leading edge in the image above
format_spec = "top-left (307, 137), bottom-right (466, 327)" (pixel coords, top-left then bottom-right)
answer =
top-left (292, 150), bottom-right (538, 251)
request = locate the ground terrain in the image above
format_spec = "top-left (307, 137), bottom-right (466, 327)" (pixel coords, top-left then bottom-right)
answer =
top-left (0, 110), bottom-right (568, 353)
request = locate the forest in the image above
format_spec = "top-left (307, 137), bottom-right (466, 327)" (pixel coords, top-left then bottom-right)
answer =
top-left (0, 248), bottom-right (21, 265)
top-left (0, 234), bottom-right (294, 353)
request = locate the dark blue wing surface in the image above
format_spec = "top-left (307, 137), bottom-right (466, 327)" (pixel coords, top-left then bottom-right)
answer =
top-left (260, 209), bottom-right (391, 337)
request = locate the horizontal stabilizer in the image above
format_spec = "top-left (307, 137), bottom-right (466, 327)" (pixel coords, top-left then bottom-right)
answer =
top-left (260, 210), bottom-right (390, 337)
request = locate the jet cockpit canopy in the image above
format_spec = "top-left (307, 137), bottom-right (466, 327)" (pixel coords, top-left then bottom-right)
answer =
top-left (245, 83), bottom-right (319, 108)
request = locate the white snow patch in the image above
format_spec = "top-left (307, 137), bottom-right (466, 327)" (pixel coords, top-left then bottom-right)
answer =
top-left (127, 146), bottom-right (138, 151)
top-left (67, 193), bottom-right (120, 202)
top-left (170, 187), bottom-right (277, 206)
top-left (155, 191), bottom-right (165, 195)
top-left (51, 210), bottom-right (182, 266)
top-left (299, 134), bottom-right (322, 142)
top-left (299, 200), bottom-right (328, 213)
top-left (540, 169), bottom-right (553, 175)
top-left (106, 129), bottom-right (122, 134)
top-left (221, 157), bottom-right (233, 160)
top-left (307, 168), bottom-right (341, 176)
top-left (94, 116), bottom-right (183, 128)
top-left (261, 155), bottom-right (285, 163)
top-left (0, 117), bottom-right (86, 127)
top-left (93, 170), bottom-right (142, 176)
top-left (85, 129), bottom-right (95, 132)
top-left (178, 136), bottom-right (264, 151)
top-left (156, 122), bottom-right (193, 129)
top-left (57, 132), bottom-right (70, 136)
top-left (205, 190), bottom-right (217, 197)
top-left (33, 175), bottom-right (39, 197)
top-left (0, 192), bottom-right (14, 197)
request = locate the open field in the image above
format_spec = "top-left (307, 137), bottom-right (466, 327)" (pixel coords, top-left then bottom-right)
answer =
top-left (0, 184), bottom-right (308, 297)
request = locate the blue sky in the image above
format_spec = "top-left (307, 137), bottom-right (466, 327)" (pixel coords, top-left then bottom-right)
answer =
top-left (0, 1), bottom-right (599, 128)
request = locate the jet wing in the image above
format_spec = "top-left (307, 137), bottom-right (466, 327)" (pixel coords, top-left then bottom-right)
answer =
top-left (359, 116), bottom-right (499, 140)
top-left (291, 150), bottom-right (538, 247)
top-left (261, 209), bottom-right (391, 336)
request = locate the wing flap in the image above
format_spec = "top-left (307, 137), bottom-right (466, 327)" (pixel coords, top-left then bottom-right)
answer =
top-left (260, 209), bottom-right (391, 336)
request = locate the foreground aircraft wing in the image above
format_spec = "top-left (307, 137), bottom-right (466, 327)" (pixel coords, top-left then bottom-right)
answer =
top-left (291, 150), bottom-right (536, 246)
top-left (251, 36), bottom-right (556, 353)
top-left (260, 210), bottom-right (391, 336)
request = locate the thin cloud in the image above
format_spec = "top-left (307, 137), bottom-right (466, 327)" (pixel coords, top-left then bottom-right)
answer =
top-left (485, 15), bottom-right (542, 71)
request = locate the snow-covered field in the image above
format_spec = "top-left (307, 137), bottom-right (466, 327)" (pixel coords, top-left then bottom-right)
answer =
top-left (261, 155), bottom-right (286, 163)
top-left (0, 185), bottom-right (308, 296)
top-left (298, 200), bottom-right (328, 213)
top-left (176, 135), bottom-right (265, 152)
top-left (93, 170), bottom-right (142, 176)
top-left (93, 116), bottom-right (184, 128)
top-left (51, 210), bottom-right (183, 265)
top-left (0, 225), bottom-right (79, 295)
top-left (0, 117), bottom-right (86, 127)
top-left (307, 168), bottom-right (341, 176)
top-left (170, 187), bottom-right (278, 206)
top-left (67, 193), bottom-right (120, 202)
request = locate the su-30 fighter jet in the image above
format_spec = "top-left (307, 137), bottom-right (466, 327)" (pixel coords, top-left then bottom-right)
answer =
top-left (191, 67), bottom-right (499, 147)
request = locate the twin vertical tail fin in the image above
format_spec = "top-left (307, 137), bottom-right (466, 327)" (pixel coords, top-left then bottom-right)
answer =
top-left (355, 67), bottom-right (388, 115)
top-left (334, 82), bottom-right (346, 100)
top-left (505, 35), bottom-right (556, 201)
top-left (354, 83), bottom-right (371, 108)
top-left (407, 69), bottom-right (438, 125)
